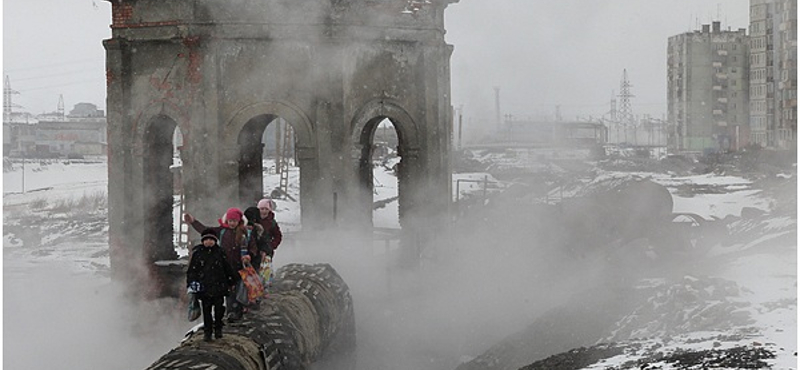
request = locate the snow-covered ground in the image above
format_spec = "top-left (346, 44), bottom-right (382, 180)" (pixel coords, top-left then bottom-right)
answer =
top-left (2, 155), bottom-right (796, 370)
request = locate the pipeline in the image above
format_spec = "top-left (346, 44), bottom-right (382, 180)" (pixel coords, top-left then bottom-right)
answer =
top-left (145, 263), bottom-right (356, 370)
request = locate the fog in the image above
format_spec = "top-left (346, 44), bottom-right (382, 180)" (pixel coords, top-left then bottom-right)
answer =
top-left (2, 1), bottom-right (787, 369)
top-left (274, 217), bottom-right (615, 369)
top-left (3, 156), bottom-right (795, 369)
top-left (4, 163), bottom-right (649, 370)
top-left (4, 260), bottom-right (188, 369)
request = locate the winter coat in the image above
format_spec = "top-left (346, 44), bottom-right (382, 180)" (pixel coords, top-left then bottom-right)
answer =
top-left (191, 220), bottom-right (258, 270)
top-left (258, 211), bottom-right (283, 251)
top-left (248, 223), bottom-right (271, 269)
top-left (186, 243), bottom-right (239, 298)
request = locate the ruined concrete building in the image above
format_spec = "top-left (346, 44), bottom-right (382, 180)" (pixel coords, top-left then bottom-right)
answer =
top-left (104, 0), bottom-right (457, 280)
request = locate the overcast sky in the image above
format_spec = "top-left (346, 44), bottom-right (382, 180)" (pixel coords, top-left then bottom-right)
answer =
top-left (3, 0), bottom-right (749, 122)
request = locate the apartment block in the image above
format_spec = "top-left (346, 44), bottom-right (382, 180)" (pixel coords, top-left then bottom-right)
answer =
top-left (749, 0), bottom-right (797, 149)
top-left (668, 22), bottom-right (750, 152)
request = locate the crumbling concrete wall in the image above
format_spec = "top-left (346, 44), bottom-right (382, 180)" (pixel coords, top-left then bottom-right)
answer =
top-left (104, 0), bottom-right (457, 281)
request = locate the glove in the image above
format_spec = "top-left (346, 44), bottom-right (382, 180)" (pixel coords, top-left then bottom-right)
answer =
top-left (187, 281), bottom-right (202, 294)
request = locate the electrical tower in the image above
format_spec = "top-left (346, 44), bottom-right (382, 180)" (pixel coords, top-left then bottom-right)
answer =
top-left (58, 94), bottom-right (65, 120)
top-left (4, 75), bottom-right (21, 118)
top-left (617, 69), bottom-right (635, 142)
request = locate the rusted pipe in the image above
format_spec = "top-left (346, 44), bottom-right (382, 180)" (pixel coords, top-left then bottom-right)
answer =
top-left (145, 263), bottom-right (356, 370)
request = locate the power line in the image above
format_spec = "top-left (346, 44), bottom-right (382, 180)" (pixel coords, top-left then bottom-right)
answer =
top-left (3, 58), bottom-right (101, 73)
top-left (9, 68), bottom-right (101, 82)
top-left (16, 79), bottom-right (103, 92)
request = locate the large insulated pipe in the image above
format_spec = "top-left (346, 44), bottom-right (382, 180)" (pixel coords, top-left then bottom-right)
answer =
top-left (145, 263), bottom-right (356, 370)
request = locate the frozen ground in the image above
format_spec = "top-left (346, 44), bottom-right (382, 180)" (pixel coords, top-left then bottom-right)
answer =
top-left (2, 155), bottom-right (797, 370)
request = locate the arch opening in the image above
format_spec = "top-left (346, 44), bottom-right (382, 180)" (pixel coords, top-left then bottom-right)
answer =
top-left (237, 114), bottom-right (300, 230)
top-left (142, 115), bottom-right (181, 262)
top-left (358, 117), bottom-right (403, 230)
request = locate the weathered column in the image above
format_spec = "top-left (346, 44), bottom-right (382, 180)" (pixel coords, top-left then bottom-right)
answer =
top-left (104, 37), bottom-right (137, 281)
top-left (397, 147), bottom-right (425, 266)
top-left (145, 263), bottom-right (356, 370)
top-left (296, 145), bottom-right (321, 229)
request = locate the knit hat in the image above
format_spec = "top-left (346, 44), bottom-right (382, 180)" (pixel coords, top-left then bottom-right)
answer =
top-left (257, 198), bottom-right (275, 212)
top-left (200, 228), bottom-right (218, 243)
top-left (243, 206), bottom-right (261, 225)
top-left (225, 207), bottom-right (243, 222)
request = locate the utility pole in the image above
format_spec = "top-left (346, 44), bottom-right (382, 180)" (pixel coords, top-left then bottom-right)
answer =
top-left (22, 150), bottom-right (25, 193)
top-left (494, 86), bottom-right (501, 133)
top-left (457, 105), bottom-right (463, 150)
top-left (609, 90), bottom-right (618, 143)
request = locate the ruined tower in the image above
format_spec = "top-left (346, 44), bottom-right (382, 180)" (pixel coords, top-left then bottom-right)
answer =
top-left (104, 0), bottom-right (457, 281)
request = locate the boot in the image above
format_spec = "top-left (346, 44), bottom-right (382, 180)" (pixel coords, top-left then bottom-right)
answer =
top-left (227, 312), bottom-right (241, 323)
top-left (214, 326), bottom-right (223, 339)
top-left (203, 330), bottom-right (213, 342)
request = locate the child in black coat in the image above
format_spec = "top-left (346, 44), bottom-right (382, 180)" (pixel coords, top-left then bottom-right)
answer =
top-left (187, 228), bottom-right (240, 342)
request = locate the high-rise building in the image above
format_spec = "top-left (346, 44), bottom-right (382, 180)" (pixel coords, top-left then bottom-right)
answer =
top-left (774, 0), bottom-right (796, 149)
top-left (749, 0), bottom-right (797, 149)
top-left (668, 22), bottom-right (750, 152)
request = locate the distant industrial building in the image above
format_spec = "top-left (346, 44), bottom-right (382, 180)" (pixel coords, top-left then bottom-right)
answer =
top-left (499, 117), bottom-right (607, 148)
top-left (2, 112), bottom-right (37, 157)
top-left (667, 21), bottom-right (750, 152)
top-left (3, 103), bottom-right (107, 158)
top-left (748, 0), bottom-right (797, 149)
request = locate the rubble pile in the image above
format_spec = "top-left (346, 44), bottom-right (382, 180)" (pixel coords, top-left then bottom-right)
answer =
top-left (520, 342), bottom-right (776, 370)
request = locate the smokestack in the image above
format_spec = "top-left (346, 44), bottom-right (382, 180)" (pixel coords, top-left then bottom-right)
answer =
top-left (494, 86), bottom-right (501, 131)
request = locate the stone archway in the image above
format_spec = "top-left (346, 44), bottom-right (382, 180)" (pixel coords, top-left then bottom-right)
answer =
top-left (105, 0), bottom-right (457, 283)
top-left (141, 115), bottom-right (181, 262)
top-left (350, 99), bottom-right (421, 230)
top-left (223, 101), bottom-right (318, 227)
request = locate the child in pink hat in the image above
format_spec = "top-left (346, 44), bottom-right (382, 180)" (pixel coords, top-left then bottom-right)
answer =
top-left (256, 198), bottom-right (283, 255)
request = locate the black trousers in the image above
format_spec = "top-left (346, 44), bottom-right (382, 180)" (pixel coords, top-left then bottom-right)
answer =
top-left (199, 294), bottom-right (225, 332)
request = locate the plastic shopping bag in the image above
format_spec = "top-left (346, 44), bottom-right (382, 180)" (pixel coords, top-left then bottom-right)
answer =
top-left (259, 255), bottom-right (273, 295)
top-left (238, 263), bottom-right (265, 305)
top-left (235, 280), bottom-right (249, 305)
top-left (187, 292), bottom-right (201, 322)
